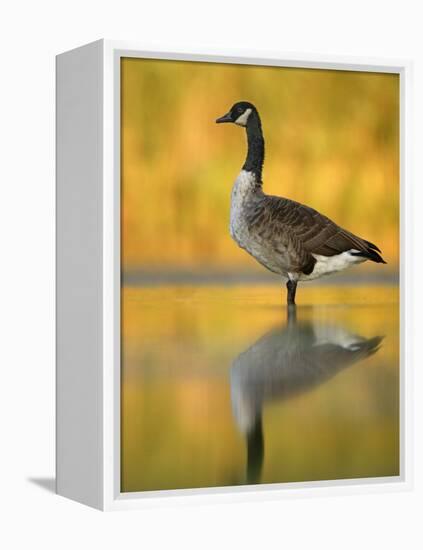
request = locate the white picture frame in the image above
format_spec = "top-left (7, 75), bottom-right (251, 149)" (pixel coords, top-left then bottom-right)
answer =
top-left (56, 39), bottom-right (413, 511)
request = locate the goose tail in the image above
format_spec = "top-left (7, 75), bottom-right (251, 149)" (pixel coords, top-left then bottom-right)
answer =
top-left (351, 243), bottom-right (387, 264)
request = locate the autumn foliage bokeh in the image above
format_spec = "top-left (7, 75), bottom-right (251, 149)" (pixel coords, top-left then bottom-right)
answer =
top-left (121, 58), bottom-right (399, 273)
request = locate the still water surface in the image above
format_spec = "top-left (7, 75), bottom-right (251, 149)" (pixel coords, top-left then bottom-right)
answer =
top-left (121, 285), bottom-right (399, 492)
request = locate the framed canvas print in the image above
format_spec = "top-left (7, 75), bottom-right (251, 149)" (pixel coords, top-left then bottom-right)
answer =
top-left (56, 40), bottom-right (412, 510)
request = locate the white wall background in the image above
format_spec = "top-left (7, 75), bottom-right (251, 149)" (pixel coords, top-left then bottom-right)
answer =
top-left (0, 1), bottom-right (421, 548)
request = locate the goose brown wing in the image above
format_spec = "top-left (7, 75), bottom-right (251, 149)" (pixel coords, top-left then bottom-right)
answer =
top-left (295, 204), bottom-right (386, 262)
top-left (247, 196), bottom-right (317, 274)
top-left (244, 195), bottom-right (316, 273)
top-left (298, 207), bottom-right (368, 256)
top-left (258, 196), bottom-right (352, 255)
top-left (260, 196), bottom-right (385, 264)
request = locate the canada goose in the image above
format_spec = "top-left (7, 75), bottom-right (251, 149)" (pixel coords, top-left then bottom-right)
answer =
top-left (216, 102), bottom-right (386, 305)
top-left (231, 308), bottom-right (383, 483)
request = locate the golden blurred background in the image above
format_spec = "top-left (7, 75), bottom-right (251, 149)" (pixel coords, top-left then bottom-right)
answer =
top-left (121, 58), bottom-right (399, 274)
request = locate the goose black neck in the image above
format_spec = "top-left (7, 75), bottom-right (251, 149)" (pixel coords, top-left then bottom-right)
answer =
top-left (243, 110), bottom-right (265, 183)
top-left (246, 415), bottom-right (264, 484)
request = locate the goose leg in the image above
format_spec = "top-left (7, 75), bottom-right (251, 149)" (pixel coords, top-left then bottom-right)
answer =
top-left (287, 303), bottom-right (297, 325)
top-left (286, 280), bottom-right (297, 306)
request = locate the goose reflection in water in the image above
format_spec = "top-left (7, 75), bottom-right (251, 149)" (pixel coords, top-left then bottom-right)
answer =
top-left (230, 308), bottom-right (383, 484)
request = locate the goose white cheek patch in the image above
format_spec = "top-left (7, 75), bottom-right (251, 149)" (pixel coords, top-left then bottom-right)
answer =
top-left (235, 108), bottom-right (252, 126)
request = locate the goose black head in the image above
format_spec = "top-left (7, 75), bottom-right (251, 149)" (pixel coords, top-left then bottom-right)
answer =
top-left (216, 101), bottom-right (257, 127)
